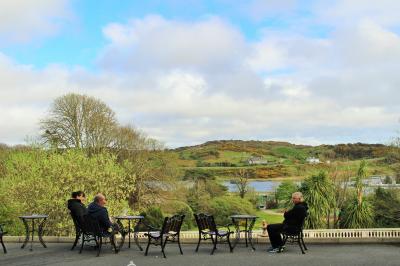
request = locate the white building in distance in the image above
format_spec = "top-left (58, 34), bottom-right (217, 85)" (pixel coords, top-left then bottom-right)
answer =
top-left (306, 157), bottom-right (320, 164)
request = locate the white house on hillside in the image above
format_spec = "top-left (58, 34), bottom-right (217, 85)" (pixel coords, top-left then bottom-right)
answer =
top-left (247, 156), bottom-right (268, 165)
top-left (306, 157), bottom-right (320, 164)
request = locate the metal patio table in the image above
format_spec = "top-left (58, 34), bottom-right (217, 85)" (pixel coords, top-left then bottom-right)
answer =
top-left (19, 215), bottom-right (48, 251)
top-left (230, 214), bottom-right (258, 250)
top-left (115, 215), bottom-right (144, 250)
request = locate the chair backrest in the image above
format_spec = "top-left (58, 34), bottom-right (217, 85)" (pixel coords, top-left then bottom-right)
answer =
top-left (161, 214), bottom-right (185, 235)
top-left (289, 210), bottom-right (308, 234)
top-left (299, 210), bottom-right (308, 230)
top-left (0, 224), bottom-right (5, 236)
top-left (81, 214), bottom-right (103, 236)
top-left (69, 211), bottom-right (83, 232)
top-left (194, 213), bottom-right (217, 232)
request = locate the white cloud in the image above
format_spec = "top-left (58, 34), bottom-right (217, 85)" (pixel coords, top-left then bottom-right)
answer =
top-left (99, 15), bottom-right (247, 73)
top-left (0, 0), bottom-right (71, 43)
top-left (0, 12), bottom-right (399, 147)
top-left (315, 0), bottom-right (400, 27)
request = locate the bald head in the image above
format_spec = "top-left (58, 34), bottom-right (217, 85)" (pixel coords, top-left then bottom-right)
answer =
top-left (93, 193), bottom-right (107, 207)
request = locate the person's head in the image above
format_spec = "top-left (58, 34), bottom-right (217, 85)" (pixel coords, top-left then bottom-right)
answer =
top-left (71, 191), bottom-right (86, 202)
top-left (93, 193), bottom-right (107, 207)
top-left (291, 192), bottom-right (303, 204)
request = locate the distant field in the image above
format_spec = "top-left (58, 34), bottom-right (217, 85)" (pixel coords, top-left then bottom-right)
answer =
top-left (169, 140), bottom-right (396, 181)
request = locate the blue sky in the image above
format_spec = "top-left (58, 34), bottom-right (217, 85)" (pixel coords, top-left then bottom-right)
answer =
top-left (1, 0), bottom-right (400, 147)
top-left (3, 0), bottom-right (318, 69)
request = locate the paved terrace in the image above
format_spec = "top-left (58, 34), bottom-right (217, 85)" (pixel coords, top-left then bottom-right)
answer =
top-left (1, 242), bottom-right (400, 266)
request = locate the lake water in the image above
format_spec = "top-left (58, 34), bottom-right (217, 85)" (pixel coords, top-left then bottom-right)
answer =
top-left (223, 180), bottom-right (282, 192)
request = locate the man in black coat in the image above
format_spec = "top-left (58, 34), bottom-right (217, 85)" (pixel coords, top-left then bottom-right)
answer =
top-left (67, 191), bottom-right (87, 221)
top-left (87, 193), bottom-right (115, 233)
top-left (266, 191), bottom-right (308, 253)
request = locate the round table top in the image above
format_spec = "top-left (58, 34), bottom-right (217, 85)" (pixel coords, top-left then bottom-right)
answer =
top-left (114, 215), bottom-right (144, 220)
top-left (230, 215), bottom-right (258, 219)
top-left (19, 215), bottom-right (48, 219)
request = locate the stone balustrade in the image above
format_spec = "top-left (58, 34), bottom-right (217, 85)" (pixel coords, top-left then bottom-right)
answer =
top-left (3, 228), bottom-right (400, 244)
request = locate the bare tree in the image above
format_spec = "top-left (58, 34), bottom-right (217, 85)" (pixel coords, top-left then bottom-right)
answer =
top-left (111, 125), bottom-right (146, 151)
top-left (110, 125), bottom-right (174, 210)
top-left (40, 93), bottom-right (117, 150)
top-left (234, 168), bottom-right (254, 198)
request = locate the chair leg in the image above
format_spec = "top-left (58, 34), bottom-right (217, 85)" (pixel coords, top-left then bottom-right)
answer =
top-left (71, 232), bottom-right (80, 250)
top-left (177, 235), bottom-right (183, 255)
top-left (110, 233), bottom-right (119, 254)
top-left (1, 237), bottom-right (6, 254)
top-left (298, 235), bottom-right (305, 254)
top-left (79, 234), bottom-right (85, 254)
top-left (301, 233), bottom-right (308, 250)
top-left (144, 237), bottom-right (151, 256)
top-left (211, 235), bottom-right (217, 255)
top-left (282, 234), bottom-right (288, 247)
top-left (195, 234), bottom-right (202, 252)
top-left (161, 237), bottom-right (167, 258)
top-left (97, 237), bottom-right (102, 257)
top-left (227, 234), bottom-right (233, 252)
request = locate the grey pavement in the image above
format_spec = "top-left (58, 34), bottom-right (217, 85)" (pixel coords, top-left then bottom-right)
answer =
top-left (0, 242), bottom-right (399, 266)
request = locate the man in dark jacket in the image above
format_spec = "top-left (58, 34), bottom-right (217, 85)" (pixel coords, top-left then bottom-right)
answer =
top-left (266, 191), bottom-right (308, 253)
top-left (67, 191), bottom-right (87, 221)
top-left (87, 193), bottom-right (114, 233)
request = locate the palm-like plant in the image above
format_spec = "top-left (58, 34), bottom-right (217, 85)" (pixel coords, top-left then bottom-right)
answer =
top-left (301, 171), bottom-right (335, 229)
top-left (340, 197), bottom-right (374, 228)
top-left (340, 160), bottom-right (374, 228)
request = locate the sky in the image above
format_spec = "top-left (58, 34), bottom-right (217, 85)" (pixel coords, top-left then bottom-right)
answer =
top-left (0, 0), bottom-right (400, 148)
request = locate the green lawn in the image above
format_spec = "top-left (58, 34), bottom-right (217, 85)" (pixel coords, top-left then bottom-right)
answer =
top-left (254, 210), bottom-right (284, 229)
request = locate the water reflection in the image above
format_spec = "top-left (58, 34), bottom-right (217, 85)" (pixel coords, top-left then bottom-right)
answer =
top-left (223, 180), bottom-right (281, 192)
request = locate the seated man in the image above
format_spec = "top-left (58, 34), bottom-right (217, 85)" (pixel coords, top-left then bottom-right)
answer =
top-left (67, 191), bottom-right (87, 221)
top-left (266, 191), bottom-right (308, 253)
top-left (87, 193), bottom-right (119, 234)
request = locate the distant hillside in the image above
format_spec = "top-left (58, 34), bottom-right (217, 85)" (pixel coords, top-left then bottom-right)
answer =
top-left (167, 140), bottom-right (395, 180)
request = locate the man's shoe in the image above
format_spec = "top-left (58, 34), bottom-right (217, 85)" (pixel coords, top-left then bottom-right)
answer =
top-left (279, 246), bottom-right (285, 252)
top-left (267, 247), bottom-right (280, 253)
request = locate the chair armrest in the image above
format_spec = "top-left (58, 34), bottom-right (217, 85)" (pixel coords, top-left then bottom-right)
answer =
top-left (141, 221), bottom-right (160, 232)
top-left (217, 223), bottom-right (234, 233)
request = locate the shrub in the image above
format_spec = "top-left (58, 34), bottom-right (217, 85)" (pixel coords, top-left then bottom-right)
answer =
top-left (207, 195), bottom-right (256, 225)
top-left (372, 187), bottom-right (400, 228)
top-left (140, 206), bottom-right (165, 230)
top-left (161, 200), bottom-right (194, 230)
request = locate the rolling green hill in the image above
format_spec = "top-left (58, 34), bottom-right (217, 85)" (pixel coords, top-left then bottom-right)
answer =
top-left (167, 140), bottom-right (397, 180)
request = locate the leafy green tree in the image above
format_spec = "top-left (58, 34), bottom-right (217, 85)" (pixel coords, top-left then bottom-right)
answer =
top-left (0, 149), bottom-right (133, 235)
top-left (275, 180), bottom-right (298, 208)
top-left (372, 187), bottom-right (400, 227)
top-left (300, 171), bottom-right (335, 229)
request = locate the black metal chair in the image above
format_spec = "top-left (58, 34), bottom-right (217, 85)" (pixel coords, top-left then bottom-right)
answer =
top-left (69, 212), bottom-right (83, 250)
top-left (281, 214), bottom-right (308, 254)
top-left (0, 224), bottom-right (7, 254)
top-left (194, 213), bottom-right (233, 255)
top-left (144, 214), bottom-right (185, 258)
top-left (79, 214), bottom-right (119, 257)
